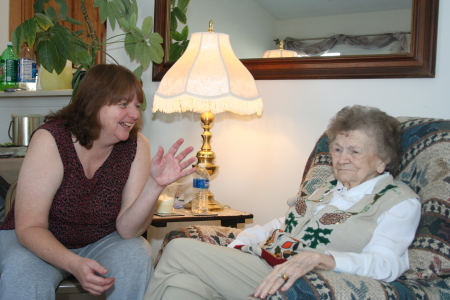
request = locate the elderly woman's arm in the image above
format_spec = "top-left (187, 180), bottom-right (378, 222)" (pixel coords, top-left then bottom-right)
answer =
top-left (253, 197), bottom-right (421, 299)
top-left (227, 217), bottom-right (285, 248)
top-left (328, 197), bottom-right (421, 282)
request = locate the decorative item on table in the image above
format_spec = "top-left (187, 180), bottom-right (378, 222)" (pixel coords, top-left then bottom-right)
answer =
top-left (153, 21), bottom-right (263, 211)
top-left (155, 182), bottom-right (184, 215)
top-left (263, 40), bottom-right (297, 58)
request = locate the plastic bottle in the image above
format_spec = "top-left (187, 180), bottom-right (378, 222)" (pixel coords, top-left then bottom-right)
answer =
top-left (0, 42), bottom-right (18, 91)
top-left (17, 44), bottom-right (37, 91)
top-left (192, 163), bottom-right (210, 214)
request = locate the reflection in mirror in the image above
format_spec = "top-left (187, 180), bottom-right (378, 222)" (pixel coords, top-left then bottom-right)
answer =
top-left (183, 0), bottom-right (412, 59)
top-left (153, 0), bottom-right (438, 80)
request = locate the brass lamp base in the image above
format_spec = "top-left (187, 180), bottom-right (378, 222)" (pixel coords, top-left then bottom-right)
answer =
top-left (206, 190), bottom-right (224, 211)
top-left (183, 192), bottom-right (224, 212)
top-left (188, 111), bottom-right (225, 211)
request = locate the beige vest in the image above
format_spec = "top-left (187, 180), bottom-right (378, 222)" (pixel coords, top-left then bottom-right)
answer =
top-left (239, 174), bottom-right (418, 263)
top-left (281, 174), bottom-right (418, 255)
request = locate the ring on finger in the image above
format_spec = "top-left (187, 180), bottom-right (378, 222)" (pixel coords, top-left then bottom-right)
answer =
top-left (278, 273), bottom-right (289, 281)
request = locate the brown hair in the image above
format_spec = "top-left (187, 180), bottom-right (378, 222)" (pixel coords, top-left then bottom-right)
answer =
top-left (327, 105), bottom-right (402, 176)
top-left (45, 64), bottom-right (144, 149)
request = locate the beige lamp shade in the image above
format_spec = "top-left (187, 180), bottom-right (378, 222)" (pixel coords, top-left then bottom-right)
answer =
top-left (263, 49), bottom-right (298, 58)
top-left (263, 40), bottom-right (297, 58)
top-left (153, 32), bottom-right (263, 116)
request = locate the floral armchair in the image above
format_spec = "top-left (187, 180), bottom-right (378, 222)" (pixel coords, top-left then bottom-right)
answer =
top-left (155, 117), bottom-right (450, 299)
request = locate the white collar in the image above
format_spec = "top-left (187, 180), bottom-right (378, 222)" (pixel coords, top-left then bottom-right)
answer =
top-left (330, 172), bottom-right (390, 202)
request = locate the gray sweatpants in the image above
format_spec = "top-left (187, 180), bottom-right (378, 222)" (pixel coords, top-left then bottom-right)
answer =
top-left (144, 238), bottom-right (273, 300)
top-left (0, 230), bottom-right (153, 300)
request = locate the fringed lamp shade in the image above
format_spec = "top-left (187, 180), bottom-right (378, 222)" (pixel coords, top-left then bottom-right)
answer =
top-left (153, 32), bottom-right (263, 116)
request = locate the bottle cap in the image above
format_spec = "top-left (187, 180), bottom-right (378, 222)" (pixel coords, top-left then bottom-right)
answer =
top-left (7, 42), bottom-right (12, 46)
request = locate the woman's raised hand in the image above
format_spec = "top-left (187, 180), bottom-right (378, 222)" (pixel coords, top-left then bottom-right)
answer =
top-left (150, 138), bottom-right (197, 187)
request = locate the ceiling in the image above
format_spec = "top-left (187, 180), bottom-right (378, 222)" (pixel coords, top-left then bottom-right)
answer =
top-left (253, 0), bottom-right (413, 20)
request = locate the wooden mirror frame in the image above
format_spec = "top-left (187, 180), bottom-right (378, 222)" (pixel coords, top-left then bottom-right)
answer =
top-left (152, 0), bottom-right (438, 81)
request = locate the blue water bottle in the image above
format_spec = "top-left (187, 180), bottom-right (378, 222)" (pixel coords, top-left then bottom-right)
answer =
top-left (192, 163), bottom-right (210, 214)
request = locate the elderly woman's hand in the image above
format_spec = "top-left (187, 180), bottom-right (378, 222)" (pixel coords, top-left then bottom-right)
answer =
top-left (150, 138), bottom-right (196, 187)
top-left (253, 251), bottom-right (336, 299)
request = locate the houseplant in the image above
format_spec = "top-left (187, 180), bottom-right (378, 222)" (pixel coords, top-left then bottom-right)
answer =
top-left (11, 0), bottom-right (164, 108)
top-left (169, 0), bottom-right (190, 62)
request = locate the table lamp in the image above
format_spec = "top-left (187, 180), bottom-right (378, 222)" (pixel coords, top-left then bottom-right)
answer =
top-left (263, 40), bottom-right (297, 58)
top-left (153, 21), bottom-right (263, 211)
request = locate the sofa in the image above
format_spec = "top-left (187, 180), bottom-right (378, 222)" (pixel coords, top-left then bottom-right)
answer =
top-left (155, 117), bottom-right (450, 299)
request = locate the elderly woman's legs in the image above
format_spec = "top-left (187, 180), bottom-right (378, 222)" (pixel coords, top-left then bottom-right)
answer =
top-left (145, 238), bottom-right (273, 300)
top-left (0, 230), bottom-right (64, 300)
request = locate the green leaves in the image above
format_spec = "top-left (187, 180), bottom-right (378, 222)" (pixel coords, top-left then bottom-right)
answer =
top-left (23, 19), bottom-right (37, 47)
top-left (33, 0), bottom-right (51, 14)
top-left (284, 212), bottom-right (298, 233)
top-left (172, 7), bottom-right (187, 26)
top-left (171, 0), bottom-right (189, 29)
top-left (95, 0), bottom-right (133, 31)
top-left (35, 13), bottom-right (53, 30)
top-left (169, 0), bottom-right (190, 62)
top-left (302, 222), bottom-right (332, 249)
top-left (36, 39), bottom-right (64, 74)
top-left (95, 0), bottom-right (164, 71)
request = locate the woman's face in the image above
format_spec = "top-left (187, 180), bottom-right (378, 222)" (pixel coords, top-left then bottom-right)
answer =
top-left (331, 130), bottom-right (386, 189)
top-left (98, 95), bottom-right (141, 144)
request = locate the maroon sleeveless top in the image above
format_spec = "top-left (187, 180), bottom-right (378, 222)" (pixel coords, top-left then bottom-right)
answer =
top-left (1, 119), bottom-right (137, 249)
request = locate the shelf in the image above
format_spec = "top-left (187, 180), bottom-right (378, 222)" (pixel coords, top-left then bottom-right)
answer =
top-left (0, 89), bottom-right (73, 99)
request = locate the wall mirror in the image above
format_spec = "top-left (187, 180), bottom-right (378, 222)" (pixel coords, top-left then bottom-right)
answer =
top-left (152, 0), bottom-right (438, 81)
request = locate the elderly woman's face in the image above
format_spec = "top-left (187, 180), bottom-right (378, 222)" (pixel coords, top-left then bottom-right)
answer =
top-left (331, 130), bottom-right (386, 189)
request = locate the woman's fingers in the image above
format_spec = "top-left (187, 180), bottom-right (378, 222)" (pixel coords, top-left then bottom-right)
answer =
top-left (254, 252), bottom-right (321, 298)
top-left (175, 146), bottom-right (194, 162)
top-left (166, 138), bottom-right (185, 157)
top-left (254, 266), bottom-right (288, 298)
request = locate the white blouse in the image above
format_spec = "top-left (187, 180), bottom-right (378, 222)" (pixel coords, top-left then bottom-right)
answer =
top-left (228, 173), bottom-right (421, 282)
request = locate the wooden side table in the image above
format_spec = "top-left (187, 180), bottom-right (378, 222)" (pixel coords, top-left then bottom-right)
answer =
top-left (151, 208), bottom-right (253, 228)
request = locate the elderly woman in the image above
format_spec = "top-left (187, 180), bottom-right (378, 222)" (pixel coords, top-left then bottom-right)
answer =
top-left (144, 105), bottom-right (421, 300)
top-left (0, 64), bottom-right (196, 299)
